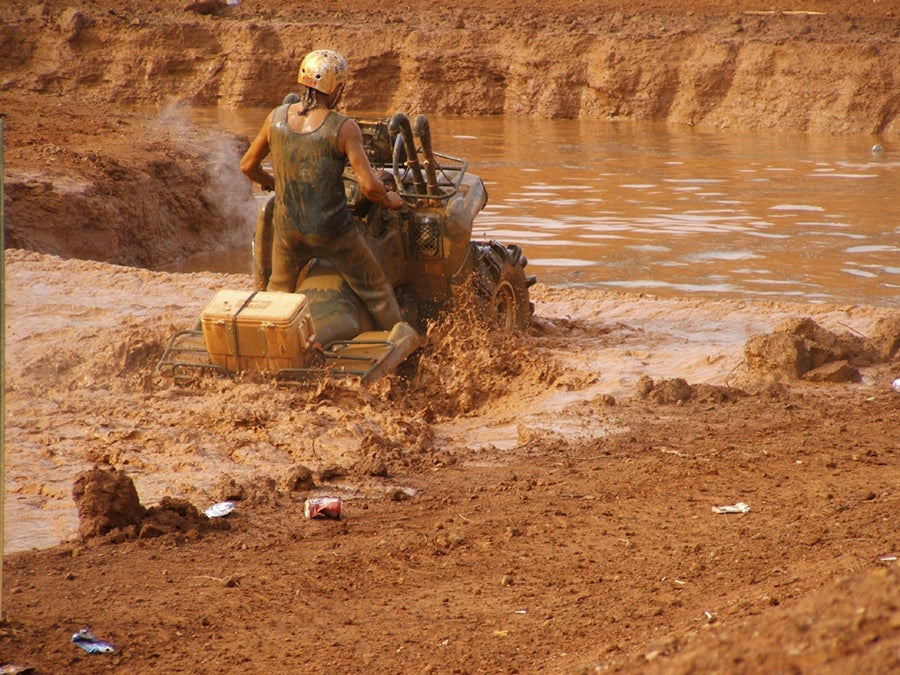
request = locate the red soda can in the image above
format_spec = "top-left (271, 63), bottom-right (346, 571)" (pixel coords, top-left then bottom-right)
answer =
top-left (304, 496), bottom-right (343, 519)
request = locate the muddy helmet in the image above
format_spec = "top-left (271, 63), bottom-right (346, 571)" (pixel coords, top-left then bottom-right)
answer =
top-left (297, 50), bottom-right (348, 95)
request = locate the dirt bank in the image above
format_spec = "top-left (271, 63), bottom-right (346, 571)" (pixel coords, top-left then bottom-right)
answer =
top-left (2, 0), bottom-right (900, 673)
top-left (3, 0), bottom-right (899, 265)
top-left (3, 0), bottom-right (899, 129)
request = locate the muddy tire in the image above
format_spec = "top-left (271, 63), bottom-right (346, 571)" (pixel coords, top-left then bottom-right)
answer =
top-left (473, 240), bottom-right (536, 330)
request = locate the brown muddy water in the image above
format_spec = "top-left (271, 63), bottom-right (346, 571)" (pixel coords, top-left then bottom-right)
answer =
top-left (174, 110), bottom-right (898, 307)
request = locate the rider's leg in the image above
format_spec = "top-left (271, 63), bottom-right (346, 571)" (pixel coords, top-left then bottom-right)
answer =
top-left (326, 228), bottom-right (403, 330)
top-left (267, 227), bottom-right (312, 293)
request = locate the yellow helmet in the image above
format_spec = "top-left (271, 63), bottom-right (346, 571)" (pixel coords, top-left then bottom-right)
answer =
top-left (297, 50), bottom-right (348, 95)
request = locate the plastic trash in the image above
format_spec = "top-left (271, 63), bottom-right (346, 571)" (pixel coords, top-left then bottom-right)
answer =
top-left (711, 502), bottom-right (750, 514)
top-left (204, 501), bottom-right (235, 518)
top-left (892, 377), bottom-right (900, 393)
top-left (304, 497), bottom-right (342, 519)
top-left (71, 628), bottom-right (115, 654)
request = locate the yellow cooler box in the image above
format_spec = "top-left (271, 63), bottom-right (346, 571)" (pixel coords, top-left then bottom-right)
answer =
top-left (201, 290), bottom-right (316, 372)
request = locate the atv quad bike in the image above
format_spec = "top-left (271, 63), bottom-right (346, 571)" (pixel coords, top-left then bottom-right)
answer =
top-left (157, 111), bottom-right (535, 384)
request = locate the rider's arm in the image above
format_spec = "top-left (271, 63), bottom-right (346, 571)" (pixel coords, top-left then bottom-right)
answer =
top-left (240, 111), bottom-right (276, 191)
top-left (340, 119), bottom-right (403, 210)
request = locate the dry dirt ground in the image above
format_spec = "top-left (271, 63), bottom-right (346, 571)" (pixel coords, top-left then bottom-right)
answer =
top-left (2, 0), bottom-right (900, 673)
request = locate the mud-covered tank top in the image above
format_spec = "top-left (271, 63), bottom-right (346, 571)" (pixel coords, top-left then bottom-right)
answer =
top-left (269, 105), bottom-right (351, 242)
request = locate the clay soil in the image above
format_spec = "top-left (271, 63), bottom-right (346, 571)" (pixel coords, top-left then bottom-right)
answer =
top-left (2, 1), bottom-right (900, 673)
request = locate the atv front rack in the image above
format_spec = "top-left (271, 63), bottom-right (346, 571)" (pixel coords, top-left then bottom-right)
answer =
top-left (361, 112), bottom-right (468, 203)
top-left (392, 149), bottom-right (468, 203)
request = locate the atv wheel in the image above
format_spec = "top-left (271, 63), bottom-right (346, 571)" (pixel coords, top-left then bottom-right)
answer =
top-left (475, 240), bottom-right (535, 330)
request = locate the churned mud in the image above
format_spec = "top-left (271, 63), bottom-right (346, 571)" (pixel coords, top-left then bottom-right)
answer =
top-left (4, 248), bottom-right (899, 672)
top-left (2, 0), bottom-right (900, 672)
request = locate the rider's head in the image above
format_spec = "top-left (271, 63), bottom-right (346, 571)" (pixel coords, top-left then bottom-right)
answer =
top-left (298, 50), bottom-right (348, 103)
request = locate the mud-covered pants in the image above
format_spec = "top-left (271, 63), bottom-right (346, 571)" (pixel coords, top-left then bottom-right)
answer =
top-left (267, 226), bottom-right (403, 331)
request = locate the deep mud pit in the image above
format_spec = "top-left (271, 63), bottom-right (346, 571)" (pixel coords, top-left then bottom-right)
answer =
top-left (2, 0), bottom-right (900, 672)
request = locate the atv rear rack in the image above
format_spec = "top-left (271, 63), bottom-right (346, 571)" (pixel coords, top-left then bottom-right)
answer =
top-left (156, 323), bottom-right (421, 386)
top-left (155, 328), bottom-right (232, 381)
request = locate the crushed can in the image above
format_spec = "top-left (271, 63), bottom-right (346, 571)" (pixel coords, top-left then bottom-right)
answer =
top-left (305, 496), bottom-right (342, 520)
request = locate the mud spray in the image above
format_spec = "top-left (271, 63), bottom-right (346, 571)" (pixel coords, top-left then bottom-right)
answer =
top-left (404, 283), bottom-right (559, 418)
top-left (154, 104), bottom-right (258, 249)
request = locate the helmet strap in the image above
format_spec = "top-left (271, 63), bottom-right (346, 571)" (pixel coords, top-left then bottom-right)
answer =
top-left (326, 83), bottom-right (344, 109)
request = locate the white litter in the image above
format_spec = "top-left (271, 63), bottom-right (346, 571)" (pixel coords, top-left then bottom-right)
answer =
top-left (204, 501), bottom-right (235, 518)
top-left (712, 502), bottom-right (750, 514)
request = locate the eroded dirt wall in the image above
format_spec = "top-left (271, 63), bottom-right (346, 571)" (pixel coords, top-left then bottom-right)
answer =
top-left (2, 0), bottom-right (897, 266)
top-left (2, 2), bottom-right (898, 134)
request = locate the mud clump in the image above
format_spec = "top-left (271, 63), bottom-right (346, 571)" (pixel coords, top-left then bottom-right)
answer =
top-left (802, 360), bottom-right (862, 384)
top-left (139, 496), bottom-right (223, 540)
top-left (211, 472), bottom-right (282, 506)
top-left (73, 466), bottom-right (146, 539)
top-left (351, 428), bottom-right (445, 475)
top-left (691, 383), bottom-right (748, 404)
top-left (643, 377), bottom-right (694, 404)
top-left (743, 316), bottom-right (894, 383)
top-left (637, 376), bottom-right (747, 404)
top-left (73, 466), bottom-right (229, 544)
top-left (279, 464), bottom-right (317, 492)
top-left (869, 315), bottom-right (900, 361)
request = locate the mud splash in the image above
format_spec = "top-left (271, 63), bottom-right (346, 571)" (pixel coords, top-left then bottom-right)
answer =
top-left (407, 285), bottom-right (560, 418)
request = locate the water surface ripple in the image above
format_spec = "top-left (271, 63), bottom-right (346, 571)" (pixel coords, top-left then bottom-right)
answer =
top-left (183, 111), bottom-right (898, 307)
